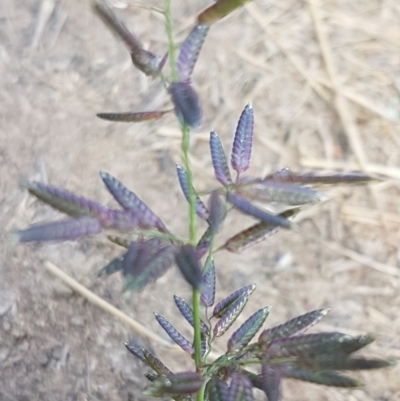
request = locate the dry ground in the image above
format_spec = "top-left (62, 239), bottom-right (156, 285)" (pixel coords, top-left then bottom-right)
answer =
top-left (1, 0), bottom-right (400, 400)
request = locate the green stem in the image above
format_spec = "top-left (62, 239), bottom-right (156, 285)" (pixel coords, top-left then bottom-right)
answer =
top-left (182, 123), bottom-right (202, 370)
top-left (164, 2), bottom-right (202, 398)
top-left (181, 123), bottom-right (197, 243)
top-left (164, 0), bottom-right (178, 82)
top-left (196, 379), bottom-right (207, 401)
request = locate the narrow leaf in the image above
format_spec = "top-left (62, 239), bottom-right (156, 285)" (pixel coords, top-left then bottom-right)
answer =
top-left (261, 365), bottom-right (281, 401)
top-left (200, 258), bottom-right (216, 307)
top-left (227, 192), bottom-right (293, 229)
top-left (96, 110), bottom-right (169, 122)
top-left (213, 284), bottom-right (256, 318)
top-left (154, 313), bottom-right (194, 354)
top-left (92, 1), bottom-right (165, 76)
top-left (228, 307), bottom-right (271, 353)
top-left (174, 295), bottom-right (209, 334)
top-left (259, 309), bottom-right (330, 345)
top-left (175, 244), bottom-right (203, 289)
top-left (210, 130), bottom-right (233, 186)
top-left (22, 181), bottom-right (112, 223)
top-left (11, 217), bottom-right (101, 243)
top-left (177, 24), bottom-right (210, 83)
top-left (213, 293), bottom-right (250, 337)
top-left (176, 164), bottom-right (209, 221)
top-left (238, 180), bottom-right (328, 205)
top-left (197, 0), bottom-right (251, 25)
top-left (100, 171), bottom-right (167, 232)
top-left (224, 208), bottom-right (299, 253)
top-left (207, 377), bottom-right (229, 401)
top-left (169, 82), bottom-right (202, 128)
top-left (231, 103), bottom-right (253, 175)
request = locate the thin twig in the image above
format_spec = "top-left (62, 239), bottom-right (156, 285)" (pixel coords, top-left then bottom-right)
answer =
top-left (341, 205), bottom-right (400, 226)
top-left (298, 236), bottom-right (399, 277)
top-left (44, 261), bottom-right (173, 348)
top-left (300, 157), bottom-right (400, 180)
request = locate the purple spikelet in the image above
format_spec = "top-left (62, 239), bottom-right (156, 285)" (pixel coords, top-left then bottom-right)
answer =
top-left (97, 110), bottom-right (169, 123)
top-left (207, 377), bottom-right (229, 401)
top-left (175, 244), bottom-right (203, 289)
top-left (144, 372), bottom-right (204, 397)
top-left (213, 284), bottom-right (256, 318)
top-left (238, 180), bottom-right (328, 205)
top-left (197, 0), bottom-right (252, 25)
top-left (258, 309), bottom-right (330, 345)
top-left (208, 190), bottom-right (226, 234)
top-left (176, 164), bottom-right (210, 221)
top-left (174, 295), bottom-right (209, 334)
top-left (196, 226), bottom-right (213, 259)
top-left (213, 293), bottom-right (251, 337)
top-left (228, 372), bottom-right (254, 401)
top-left (227, 192), bottom-right (293, 229)
top-left (97, 253), bottom-right (124, 277)
top-left (124, 343), bottom-right (147, 364)
top-left (210, 130), bottom-right (233, 186)
top-left (227, 307), bottom-right (271, 353)
top-left (177, 24), bottom-right (210, 83)
top-left (264, 169), bottom-right (376, 186)
top-left (261, 365), bottom-right (281, 401)
top-left (200, 258), bottom-right (216, 307)
top-left (231, 103), bottom-right (254, 176)
top-left (100, 171), bottom-right (167, 232)
top-left (169, 82), bottom-right (202, 128)
top-left (11, 217), bottom-right (102, 243)
top-left (223, 208), bottom-right (299, 253)
top-left (142, 349), bottom-right (172, 375)
top-left (23, 181), bottom-right (112, 224)
top-left (282, 368), bottom-right (362, 387)
top-left (154, 313), bottom-right (194, 354)
top-left (92, 1), bottom-right (165, 76)
top-left (106, 209), bottom-right (139, 231)
top-left (123, 240), bottom-right (176, 293)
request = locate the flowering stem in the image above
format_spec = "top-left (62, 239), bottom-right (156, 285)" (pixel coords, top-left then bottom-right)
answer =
top-left (164, 0), bottom-right (202, 390)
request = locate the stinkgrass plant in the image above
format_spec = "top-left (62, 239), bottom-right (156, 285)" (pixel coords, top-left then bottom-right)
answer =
top-left (11, 0), bottom-right (394, 400)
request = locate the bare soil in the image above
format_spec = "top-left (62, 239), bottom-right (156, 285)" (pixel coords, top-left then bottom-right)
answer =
top-left (1, 1), bottom-right (399, 400)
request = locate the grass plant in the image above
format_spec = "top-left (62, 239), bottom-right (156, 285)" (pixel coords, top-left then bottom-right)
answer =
top-left (10, 1), bottom-right (395, 400)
